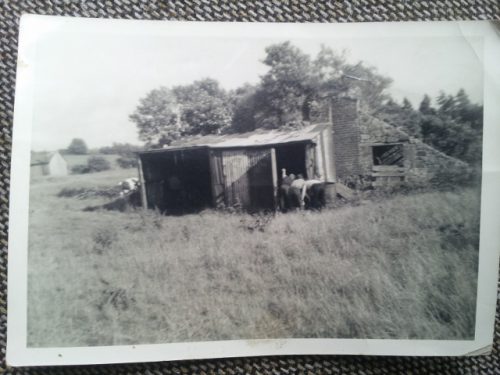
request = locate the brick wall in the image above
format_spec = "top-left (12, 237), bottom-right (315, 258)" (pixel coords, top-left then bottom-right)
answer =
top-left (330, 97), bottom-right (361, 180)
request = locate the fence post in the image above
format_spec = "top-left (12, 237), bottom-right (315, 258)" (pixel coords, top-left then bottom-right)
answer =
top-left (137, 155), bottom-right (147, 210)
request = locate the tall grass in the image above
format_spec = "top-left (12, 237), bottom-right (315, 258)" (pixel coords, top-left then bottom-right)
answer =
top-left (27, 172), bottom-right (480, 347)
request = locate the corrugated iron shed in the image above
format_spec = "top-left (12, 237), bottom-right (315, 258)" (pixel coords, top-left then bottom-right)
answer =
top-left (140, 123), bottom-right (331, 153)
top-left (137, 122), bottom-right (335, 212)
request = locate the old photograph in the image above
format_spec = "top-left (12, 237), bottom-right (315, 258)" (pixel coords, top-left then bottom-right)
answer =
top-left (7, 16), bottom-right (500, 365)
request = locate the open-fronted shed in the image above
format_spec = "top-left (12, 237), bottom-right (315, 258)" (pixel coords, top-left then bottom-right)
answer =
top-left (138, 123), bottom-right (335, 213)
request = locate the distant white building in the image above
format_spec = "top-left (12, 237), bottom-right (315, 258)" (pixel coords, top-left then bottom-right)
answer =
top-left (30, 151), bottom-right (68, 177)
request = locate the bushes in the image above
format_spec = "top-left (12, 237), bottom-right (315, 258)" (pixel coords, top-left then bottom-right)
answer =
top-left (116, 156), bottom-right (138, 169)
top-left (88, 156), bottom-right (111, 172)
top-left (71, 156), bottom-right (111, 174)
top-left (429, 165), bottom-right (481, 191)
top-left (71, 164), bottom-right (91, 174)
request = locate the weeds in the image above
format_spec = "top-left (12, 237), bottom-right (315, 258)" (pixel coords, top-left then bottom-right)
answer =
top-left (92, 227), bottom-right (118, 254)
top-left (97, 287), bottom-right (135, 312)
top-left (239, 212), bottom-right (274, 233)
top-left (58, 186), bottom-right (122, 199)
top-left (27, 172), bottom-right (481, 346)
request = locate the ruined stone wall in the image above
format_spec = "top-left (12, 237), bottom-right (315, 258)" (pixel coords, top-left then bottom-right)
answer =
top-left (357, 113), bottom-right (411, 179)
top-left (405, 139), bottom-right (470, 183)
top-left (310, 98), bottom-right (470, 188)
top-left (356, 112), bottom-right (470, 187)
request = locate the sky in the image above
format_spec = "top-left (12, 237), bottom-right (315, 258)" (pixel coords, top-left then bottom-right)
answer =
top-left (31, 29), bottom-right (483, 151)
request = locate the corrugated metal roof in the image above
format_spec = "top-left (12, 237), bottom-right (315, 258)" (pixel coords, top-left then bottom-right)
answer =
top-left (142, 123), bottom-right (331, 154)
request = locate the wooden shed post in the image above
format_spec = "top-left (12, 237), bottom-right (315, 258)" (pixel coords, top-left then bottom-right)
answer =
top-left (137, 156), bottom-right (148, 210)
top-left (271, 148), bottom-right (278, 210)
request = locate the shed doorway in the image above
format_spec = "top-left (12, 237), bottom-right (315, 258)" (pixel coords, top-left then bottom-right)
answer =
top-left (274, 143), bottom-right (308, 183)
top-left (140, 148), bottom-right (213, 214)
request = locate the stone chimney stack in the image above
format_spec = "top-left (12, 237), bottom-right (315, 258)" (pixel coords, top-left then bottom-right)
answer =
top-left (329, 97), bottom-right (361, 180)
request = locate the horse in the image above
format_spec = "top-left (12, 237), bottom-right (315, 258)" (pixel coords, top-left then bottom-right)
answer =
top-left (304, 181), bottom-right (326, 209)
top-left (288, 174), bottom-right (306, 209)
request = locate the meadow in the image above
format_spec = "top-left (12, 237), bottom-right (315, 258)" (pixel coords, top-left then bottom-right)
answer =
top-left (27, 168), bottom-right (480, 347)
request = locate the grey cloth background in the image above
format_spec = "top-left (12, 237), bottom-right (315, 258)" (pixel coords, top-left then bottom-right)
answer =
top-left (1, 1), bottom-right (499, 374)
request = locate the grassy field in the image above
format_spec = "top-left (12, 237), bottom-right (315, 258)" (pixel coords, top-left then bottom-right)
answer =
top-left (27, 169), bottom-right (480, 347)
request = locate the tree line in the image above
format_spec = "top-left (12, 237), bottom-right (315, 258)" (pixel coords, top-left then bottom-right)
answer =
top-left (63, 139), bottom-right (144, 173)
top-left (129, 41), bottom-right (483, 165)
top-left (377, 90), bottom-right (482, 165)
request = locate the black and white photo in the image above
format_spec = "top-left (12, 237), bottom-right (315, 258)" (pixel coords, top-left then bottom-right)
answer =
top-left (7, 16), bottom-right (500, 366)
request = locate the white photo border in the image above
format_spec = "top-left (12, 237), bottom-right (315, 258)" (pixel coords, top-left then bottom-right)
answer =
top-left (7, 15), bottom-right (500, 366)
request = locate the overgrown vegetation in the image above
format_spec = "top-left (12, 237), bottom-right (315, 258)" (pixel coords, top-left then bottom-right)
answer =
top-left (116, 156), bottom-right (137, 169)
top-left (27, 170), bottom-right (480, 347)
top-left (71, 155), bottom-right (112, 174)
top-left (58, 186), bottom-right (122, 199)
top-left (129, 41), bottom-right (482, 165)
top-left (378, 91), bottom-right (483, 165)
top-left (99, 143), bottom-right (143, 169)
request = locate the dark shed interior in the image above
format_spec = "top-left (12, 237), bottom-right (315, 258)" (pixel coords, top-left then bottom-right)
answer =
top-left (140, 147), bottom-right (212, 214)
top-left (274, 143), bottom-right (307, 182)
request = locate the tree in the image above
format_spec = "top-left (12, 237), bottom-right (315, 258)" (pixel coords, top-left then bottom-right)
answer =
top-left (310, 46), bottom-right (393, 117)
top-left (256, 42), bottom-right (313, 128)
top-left (454, 88), bottom-right (483, 130)
top-left (377, 98), bottom-right (422, 139)
top-left (130, 79), bottom-right (233, 147)
top-left (401, 98), bottom-right (413, 111)
top-left (436, 91), bottom-right (456, 117)
top-left (340, 62), bottom-right (393, 113)
top-left (67, 138), bottom-right (88, 154)
top-left (418, 94), bottom-right (434, 115)
top-left (129, 87), bottom-right (180, 148)
top-left (230, 84), bottom-right (259, 133)
top-left (419, 89), bottom-right (483, 165)
top-left (173, 79), bottom-right (232, 135)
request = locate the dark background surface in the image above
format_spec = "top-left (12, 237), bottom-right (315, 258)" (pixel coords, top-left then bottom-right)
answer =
top-left (1, 1), bottom-right (499, 374)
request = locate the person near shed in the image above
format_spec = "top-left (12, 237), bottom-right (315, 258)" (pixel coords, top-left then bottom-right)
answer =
top-left (289, 173), bottom-right (306, 209)
top-left (279, 169), bottom-right (295, 211)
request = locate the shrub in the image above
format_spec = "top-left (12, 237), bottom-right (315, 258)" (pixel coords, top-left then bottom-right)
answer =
top-left (71, 164), bottom-right (91, 174)
top-left (71, 156), bottom-right (112, 174)
top-left (87, 156), bottom-right (111, 172)
top-left (116, 156), bottom-right (138, 169)
top-left (429, 165), bottom-right (481, 191)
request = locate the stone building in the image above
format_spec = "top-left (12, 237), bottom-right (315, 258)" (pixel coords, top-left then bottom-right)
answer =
top-left (30, 151), bottom-right (68, 178)
top-left (319, 97), bottom-right (469, 190)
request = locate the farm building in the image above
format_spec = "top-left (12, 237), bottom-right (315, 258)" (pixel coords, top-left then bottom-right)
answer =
top-left (138, 123), bottom-right (335, 212)
top-left (314, 97), bottom-right (470, 189)
top-left (138, 97), bottom-right (469, 212)
top-left (30, 151), bottom-right (68, 177)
